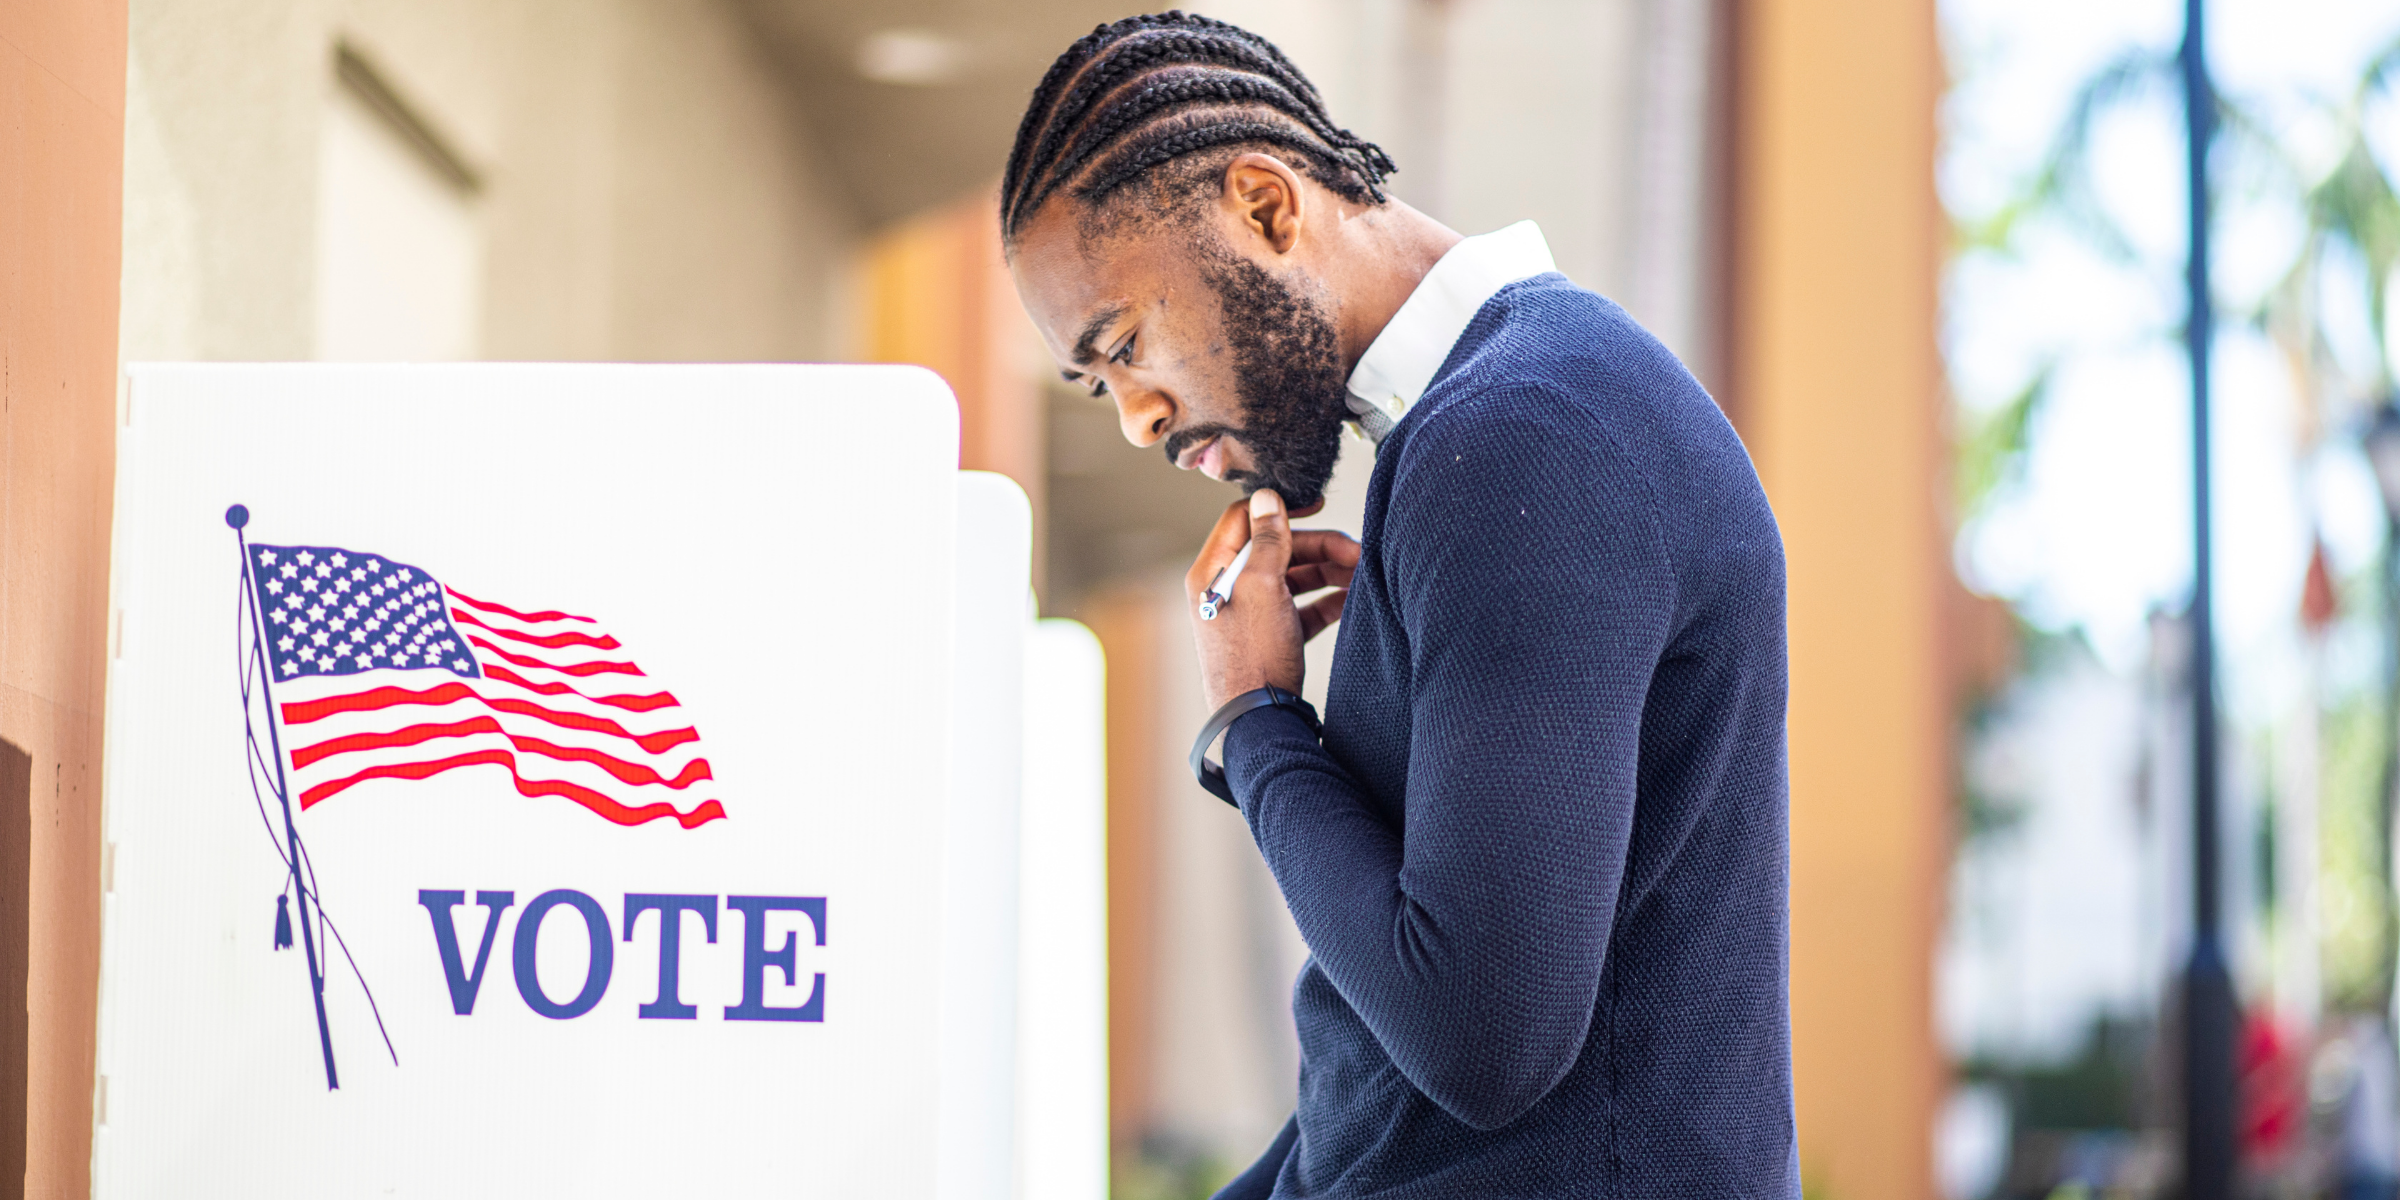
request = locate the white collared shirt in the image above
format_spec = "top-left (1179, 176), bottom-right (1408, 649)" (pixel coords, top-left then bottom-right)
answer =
top-left (1344, 220), bottom-right (1557, 443)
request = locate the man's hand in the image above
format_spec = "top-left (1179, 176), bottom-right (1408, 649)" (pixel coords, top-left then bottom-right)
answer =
top-left (1186, 489), bottom-right (1361, 711)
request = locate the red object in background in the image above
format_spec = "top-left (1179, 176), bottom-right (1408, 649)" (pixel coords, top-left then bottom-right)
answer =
top-left (2242, 1010), bottom-right (2307, 1163)
top-left (2301, 538), bottom-right (2338, 633)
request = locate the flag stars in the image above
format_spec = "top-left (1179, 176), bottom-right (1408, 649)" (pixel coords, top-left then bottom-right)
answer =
top-left (248, 546), bottom-right (480, 682)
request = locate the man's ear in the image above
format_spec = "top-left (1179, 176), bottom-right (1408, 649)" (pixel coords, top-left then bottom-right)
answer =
top-left (1222, 153), bottom-right (1306, 255)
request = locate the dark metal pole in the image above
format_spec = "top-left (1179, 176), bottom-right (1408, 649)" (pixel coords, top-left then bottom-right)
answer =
top-left (2180, 0), bottom-right (2235, 1194)
top-left (230, 506), bottom-right (339, 1090)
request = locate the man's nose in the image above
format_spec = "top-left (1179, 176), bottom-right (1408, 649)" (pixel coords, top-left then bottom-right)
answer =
top-left (1115, 386), bottom-right (1172, 449)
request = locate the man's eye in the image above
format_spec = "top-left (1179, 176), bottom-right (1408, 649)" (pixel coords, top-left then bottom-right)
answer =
top-left (1111, 334), bottom-right (1136, 365)
top-left (1088, 377), bottom-right (1110, 399)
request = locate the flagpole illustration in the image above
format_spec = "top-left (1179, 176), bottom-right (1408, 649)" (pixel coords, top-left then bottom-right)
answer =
top-left (229, 504), bottom-right (339, 1090)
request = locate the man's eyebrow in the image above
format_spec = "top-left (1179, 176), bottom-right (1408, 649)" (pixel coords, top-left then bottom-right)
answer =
top-left (1069, 304), bottom-right (1130, 367)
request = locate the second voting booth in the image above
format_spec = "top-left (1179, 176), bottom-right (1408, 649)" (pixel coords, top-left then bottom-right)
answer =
top-left (94, 364), bottom-right (1104, 1198)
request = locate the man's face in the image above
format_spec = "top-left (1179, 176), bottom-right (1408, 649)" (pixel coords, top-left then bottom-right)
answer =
top-left (1009, 200), bottom-right (1351, 511)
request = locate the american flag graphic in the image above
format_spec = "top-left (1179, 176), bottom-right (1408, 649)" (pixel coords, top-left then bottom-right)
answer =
top-left (245, 542), bottom-right (727, 829)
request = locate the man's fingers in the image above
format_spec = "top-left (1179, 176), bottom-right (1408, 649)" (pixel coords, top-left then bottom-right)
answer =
top-left (1287, 529), bottom-right (1361, 567)
top-left (1186, 498), bottom-right (1254, 595)
top-left (1286, 560), bottom-right (1356, 594)
top-left (1298, 589), bottom-right (1348, 641)
top-left (1285, 529), bottom-right (1359, 594)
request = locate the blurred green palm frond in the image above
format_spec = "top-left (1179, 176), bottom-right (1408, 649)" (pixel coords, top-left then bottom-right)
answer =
top-left (1956, 366), bottom-right (2052, 519)
top-left (1954, 50), bottom-right (2167, 261)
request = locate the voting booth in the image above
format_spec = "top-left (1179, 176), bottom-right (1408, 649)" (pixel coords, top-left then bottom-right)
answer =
top-left (96, 365), bottom-right (1103, 1198)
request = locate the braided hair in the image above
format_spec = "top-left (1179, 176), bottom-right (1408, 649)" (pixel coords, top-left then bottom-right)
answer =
top-left (1000, 12), bottom-right (1396, 242)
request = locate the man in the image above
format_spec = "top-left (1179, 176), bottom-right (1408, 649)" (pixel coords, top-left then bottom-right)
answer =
top-left (1003, 12), bottom-right (1793, 1197)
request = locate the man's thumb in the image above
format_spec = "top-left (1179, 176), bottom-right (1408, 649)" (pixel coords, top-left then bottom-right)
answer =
top-left (1247, 488), bottom-right (1290, 564)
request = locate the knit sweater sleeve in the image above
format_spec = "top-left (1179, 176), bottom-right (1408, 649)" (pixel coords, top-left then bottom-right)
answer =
top-left (1222, 385), bottom-right (1677, 1131)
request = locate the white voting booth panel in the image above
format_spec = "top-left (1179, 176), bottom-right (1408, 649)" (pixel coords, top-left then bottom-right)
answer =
top-left (941, 472), bottom-right (1028, 1200)
top-left (1017, 621), bottom-right (1108, 1200)
top-left (96, 363), bottom-right (1069, 1197)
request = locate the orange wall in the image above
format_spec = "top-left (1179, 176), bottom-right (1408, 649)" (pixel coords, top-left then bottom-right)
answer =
top-left (0, 0), bottom-right (125, 1195)
top-left (857, 190), bottom-right (1048, 588)
top-left (1080, 587), bottom-right (1161, 1147)
top-left (1736, 0), bottom-right (1947, 1195)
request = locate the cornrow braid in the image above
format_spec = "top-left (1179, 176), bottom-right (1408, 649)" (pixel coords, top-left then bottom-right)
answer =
top-left (1000, 11), bottom-right (1395, 241)
top-left (1020, 31), bottom-right (1319, 209)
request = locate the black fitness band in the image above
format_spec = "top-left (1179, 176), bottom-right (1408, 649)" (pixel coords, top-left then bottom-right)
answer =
top-left (1189, 685), bottom-right (1321, 806)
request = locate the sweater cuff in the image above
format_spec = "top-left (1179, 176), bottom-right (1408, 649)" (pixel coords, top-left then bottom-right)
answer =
top-left (1221, 703), bottom-right (1327, 812)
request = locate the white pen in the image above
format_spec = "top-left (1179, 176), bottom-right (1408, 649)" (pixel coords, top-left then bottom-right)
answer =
top-left (1198, 539), bottom-right (1253, 621)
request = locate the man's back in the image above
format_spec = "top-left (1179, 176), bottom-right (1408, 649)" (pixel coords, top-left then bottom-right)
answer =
top-left (1221, 274), bottom-right (1792, 1197)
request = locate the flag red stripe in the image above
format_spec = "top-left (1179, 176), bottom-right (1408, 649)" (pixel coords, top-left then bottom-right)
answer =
top-left (282, 682), bottom-right (476, 724)
top-left (443, 587), bottom-right (594, 625)
top-left (479, 663), bottom-right (678, 712)
top-left (465, 635), bottom-right (643, 678)
top-left (291, 715), bottom-right (502, 768)
top-left (279, 682), bottom-right (695, 754)
top-left (501, 735), bottom-right (712, 789)
top-left (294, 723), bottom-right (711, 789)
top-left (482, 697), bottom-right (697, 753)
top-left (449, 608), bottom-right (622, 651)
top-left (298, 748), bottom-right (725, 829)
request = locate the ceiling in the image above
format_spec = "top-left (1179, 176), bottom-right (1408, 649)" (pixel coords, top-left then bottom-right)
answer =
top-left (734, 0), bottom-right (1149, 229)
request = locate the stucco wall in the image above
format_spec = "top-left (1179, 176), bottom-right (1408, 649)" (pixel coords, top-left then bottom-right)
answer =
top-left (1, 1), bottom-right (125, 1194)
top-left (120, 0), bottom-right (856, 366)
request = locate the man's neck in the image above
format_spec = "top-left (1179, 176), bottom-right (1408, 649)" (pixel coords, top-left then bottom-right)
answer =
top-left (1328, 200), bottom-right (1463, 377)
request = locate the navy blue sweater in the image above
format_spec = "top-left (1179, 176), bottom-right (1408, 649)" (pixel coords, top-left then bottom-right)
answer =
top-left (1215, 275), bottom-right (1793, 1198)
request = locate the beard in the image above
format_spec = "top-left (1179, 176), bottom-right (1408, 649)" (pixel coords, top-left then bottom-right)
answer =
top-left (1161, 245), bottom-right (1352, 510)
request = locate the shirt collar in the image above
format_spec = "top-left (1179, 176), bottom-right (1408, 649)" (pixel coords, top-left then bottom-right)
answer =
top-left (1344, 220), bottom-right (1556, 442)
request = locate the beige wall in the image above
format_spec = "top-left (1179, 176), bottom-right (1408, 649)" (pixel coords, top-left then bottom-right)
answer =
top-left (1736, 0), bottom-right (1948, 1195)
top-left (121, 0), bottom-right (855, 367)
top-left (1, 1), bottom-right (125, 1195)
top-left (1197, 0), bottom-right (1633, 295)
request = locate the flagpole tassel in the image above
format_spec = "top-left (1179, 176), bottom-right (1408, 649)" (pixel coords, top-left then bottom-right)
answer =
top-left (274, 894), bottom-right (294, 949)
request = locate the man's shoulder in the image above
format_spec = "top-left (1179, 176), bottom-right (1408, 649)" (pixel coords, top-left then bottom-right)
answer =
top-left (1373, 273), bottom-right (1779, 583)
top-left (1382, 274), bottom-right (1716, 486)
top-left (1430, 274), bottom-right (1704, 408)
